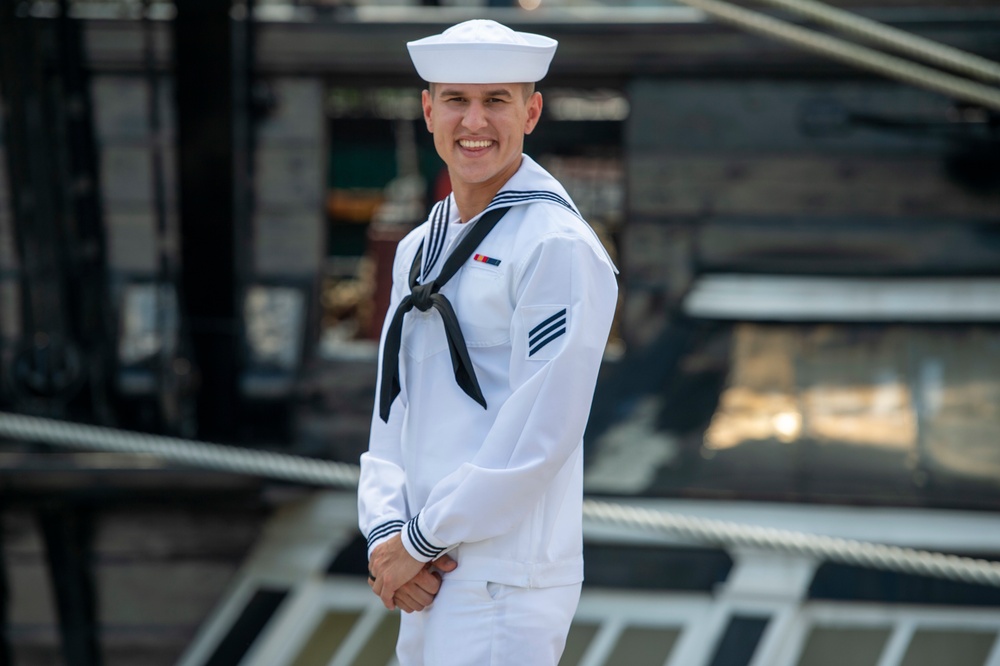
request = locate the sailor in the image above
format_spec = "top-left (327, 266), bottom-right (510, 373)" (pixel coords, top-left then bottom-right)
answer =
top-left (358, 19), bottom-right (618, 665)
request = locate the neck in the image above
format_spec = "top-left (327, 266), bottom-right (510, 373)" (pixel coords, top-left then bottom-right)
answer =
top-left (452, 188), bottom-right (495, 224)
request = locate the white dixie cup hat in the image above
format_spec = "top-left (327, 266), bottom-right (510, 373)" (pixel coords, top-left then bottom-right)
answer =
top-left (407, 19), bottom-right (558, 84)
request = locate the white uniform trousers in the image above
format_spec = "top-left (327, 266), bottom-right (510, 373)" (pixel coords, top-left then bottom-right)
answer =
top-left (395, 579), bottom-right (582, 666)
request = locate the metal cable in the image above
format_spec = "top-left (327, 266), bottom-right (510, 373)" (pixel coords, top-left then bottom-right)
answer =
top-left (3, 410), bottom-right (1000, 588)
top-left (755, 0), bottom-right (1000, 85)
top-left (669, 0), bottom-right (1000, 112)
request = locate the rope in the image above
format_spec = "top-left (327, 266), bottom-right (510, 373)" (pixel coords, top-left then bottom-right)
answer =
top-left (755, 0), bottom-right (1000, 85)
top-left (0, 411), bottom-right (360, 488)
top-left (3, 410), bottom-right (1000, 588)
top-left (584, 499), bottom-right (1000, 588)
top-left (668, 0), bottom-right (1000, 112)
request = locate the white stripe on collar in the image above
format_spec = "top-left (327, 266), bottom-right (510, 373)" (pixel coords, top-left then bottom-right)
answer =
top-left (421, 197), bottom-right (450, 282)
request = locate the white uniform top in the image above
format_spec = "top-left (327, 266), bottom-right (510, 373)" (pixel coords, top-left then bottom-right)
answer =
top-left (358, 155), bottom-right (618, 588)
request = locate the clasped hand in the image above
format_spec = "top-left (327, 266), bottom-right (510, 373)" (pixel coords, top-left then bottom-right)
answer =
top-left (367, 533), bottom-right (457, 612)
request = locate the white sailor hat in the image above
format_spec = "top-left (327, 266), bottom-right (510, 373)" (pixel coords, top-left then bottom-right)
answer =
top-left (407, 19), bottom-right (558, 84)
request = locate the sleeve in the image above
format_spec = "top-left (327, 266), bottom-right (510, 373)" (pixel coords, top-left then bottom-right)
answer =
top-left (398, 229), bottom-right (619, 560)
top-left (357, 237), bottom-right (415, 559)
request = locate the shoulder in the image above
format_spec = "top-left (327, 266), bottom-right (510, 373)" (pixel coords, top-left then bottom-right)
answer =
top-left (505, 199), bottom-right (579, 239)
top-left (396, 224), bottom-right (427, 253)
top-left (507, 203), bottom-right (615, 271)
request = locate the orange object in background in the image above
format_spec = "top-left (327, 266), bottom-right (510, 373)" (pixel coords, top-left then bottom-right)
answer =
top-left (326, 188), bottom-right (385, 223)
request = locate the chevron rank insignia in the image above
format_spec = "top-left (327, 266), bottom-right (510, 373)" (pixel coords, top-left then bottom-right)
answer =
top-left (528, 308), bottom-right (567, 357)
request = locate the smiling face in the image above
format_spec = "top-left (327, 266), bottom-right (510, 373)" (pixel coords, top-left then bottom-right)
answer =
top-left (422, 82), bottom-right (543, 205)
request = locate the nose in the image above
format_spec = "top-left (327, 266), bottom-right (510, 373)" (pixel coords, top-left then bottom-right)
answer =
top-left (462, 101), bottom-right (488, 131)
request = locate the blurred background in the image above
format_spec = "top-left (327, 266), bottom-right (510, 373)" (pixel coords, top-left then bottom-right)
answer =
top-left (1, 0), bottom-right (999, 664)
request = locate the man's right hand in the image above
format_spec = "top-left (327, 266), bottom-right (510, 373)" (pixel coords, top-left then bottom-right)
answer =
top-left (387, 554), bottom-right (457, 613)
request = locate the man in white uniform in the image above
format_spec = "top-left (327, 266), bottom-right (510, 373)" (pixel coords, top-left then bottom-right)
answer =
top-left (358, 19), bottom-right (618, 665)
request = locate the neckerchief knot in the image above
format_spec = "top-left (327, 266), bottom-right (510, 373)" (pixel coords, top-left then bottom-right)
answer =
top-left (410, 282), bottom-right (437, 312)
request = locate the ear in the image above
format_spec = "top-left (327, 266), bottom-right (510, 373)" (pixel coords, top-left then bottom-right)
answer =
top-left (523, 91), bottom-right (543, 135)
top-left (421, 89), bottom-right (434, 133)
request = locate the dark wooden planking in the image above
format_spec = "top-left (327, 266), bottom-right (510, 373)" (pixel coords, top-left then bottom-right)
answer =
top-left (77, 9), bottom-right (1000, 84)
top-left (630, 155), bottom-right (1000, 218)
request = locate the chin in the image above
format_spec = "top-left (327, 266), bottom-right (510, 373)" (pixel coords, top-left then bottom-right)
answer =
top-left (453, 166), bottom-right (497, 185)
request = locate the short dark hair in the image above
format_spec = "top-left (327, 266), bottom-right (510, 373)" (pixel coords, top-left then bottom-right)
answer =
top-left (428, 82), bottom-right (535, 100)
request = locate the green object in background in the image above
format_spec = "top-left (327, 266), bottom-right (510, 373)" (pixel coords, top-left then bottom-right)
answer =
top-left (329, 144), bottom-right (397, 190)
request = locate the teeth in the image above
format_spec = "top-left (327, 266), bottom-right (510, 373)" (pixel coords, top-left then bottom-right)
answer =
top-left (460, 140), bottom-right (493, 149)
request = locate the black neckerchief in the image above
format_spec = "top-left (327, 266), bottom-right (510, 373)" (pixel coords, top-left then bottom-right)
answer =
top-left (378, 206), bottom-right (510, 422)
